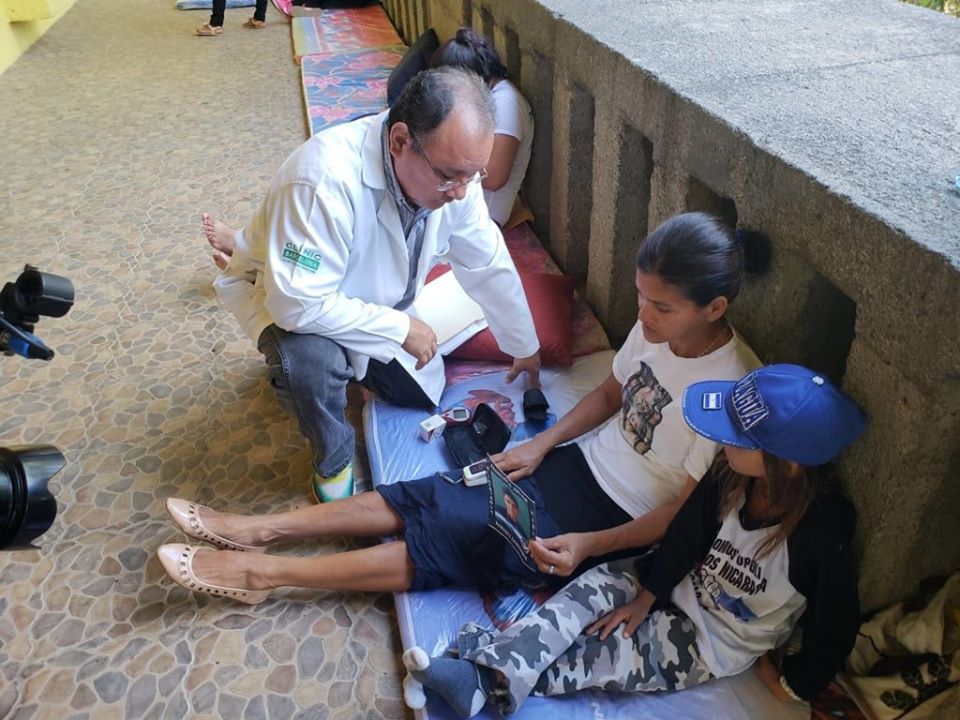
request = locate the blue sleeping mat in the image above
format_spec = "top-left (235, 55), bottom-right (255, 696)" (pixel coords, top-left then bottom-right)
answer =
top-left (363, 353), bottom-right (811, 720)
top-left (177, 0), bottom-right (255, 10)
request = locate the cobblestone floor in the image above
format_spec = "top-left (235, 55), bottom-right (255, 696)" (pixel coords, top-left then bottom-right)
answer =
top-left (0, 1), bottom-right (408, 718)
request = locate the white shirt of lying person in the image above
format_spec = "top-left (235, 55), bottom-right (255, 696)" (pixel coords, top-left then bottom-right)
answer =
top-left (213, 111), bottom-right (539, 405)
top-left (578, 321), bottom-right (761, 518)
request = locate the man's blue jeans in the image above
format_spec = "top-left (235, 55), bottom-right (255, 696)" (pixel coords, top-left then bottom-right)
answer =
top-left (257, 325), bottom-right (433, 477)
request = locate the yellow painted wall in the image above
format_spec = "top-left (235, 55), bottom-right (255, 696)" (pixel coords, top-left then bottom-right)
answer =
top-left (1, 0), bottom-right (77, 77)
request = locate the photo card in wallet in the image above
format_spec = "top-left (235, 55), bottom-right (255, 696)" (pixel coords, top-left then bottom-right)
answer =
top-left (486, 459), bottom-right (538, 572)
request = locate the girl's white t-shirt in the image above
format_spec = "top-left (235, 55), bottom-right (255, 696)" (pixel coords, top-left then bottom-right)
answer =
top-left (483, 80), bottom-right (534, 226)
top-left (671, 498), bottom-right (807, 678)
top-left (577, 321), bottom-right (761, 517)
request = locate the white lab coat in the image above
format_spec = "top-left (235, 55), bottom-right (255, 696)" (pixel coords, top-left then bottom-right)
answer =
top-left (214, 111), bottom-right (538, 405)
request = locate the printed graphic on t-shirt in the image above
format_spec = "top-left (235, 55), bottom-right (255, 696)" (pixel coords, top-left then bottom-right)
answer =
top-left (619, 363), bottom-right (672, 454)
top-left (692, 536), bottom-right (770, 622)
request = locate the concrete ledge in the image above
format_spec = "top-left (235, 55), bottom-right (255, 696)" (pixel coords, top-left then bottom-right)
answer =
top-left (389, 0), bottom-right (960, 611)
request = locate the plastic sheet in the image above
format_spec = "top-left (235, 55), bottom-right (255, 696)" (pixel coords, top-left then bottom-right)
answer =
top-left (366, 353), bottom-right (614, 487)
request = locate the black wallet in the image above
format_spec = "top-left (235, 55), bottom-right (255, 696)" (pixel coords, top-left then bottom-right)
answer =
top-left (443, 403), bottom-right (512, 468)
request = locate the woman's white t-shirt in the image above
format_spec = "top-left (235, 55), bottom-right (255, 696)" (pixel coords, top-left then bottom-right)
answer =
top-left (484, 80), bottom-right (534, 226)
top-left (577, 321), bottom-right (762, 517)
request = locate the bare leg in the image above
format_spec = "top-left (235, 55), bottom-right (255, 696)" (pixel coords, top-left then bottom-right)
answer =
top-left (195, 490), bottom-right (403, 547)
top-left (201, 212), bottom-right (237, 269)
top-left (191, 540), bottom-right (415, 592)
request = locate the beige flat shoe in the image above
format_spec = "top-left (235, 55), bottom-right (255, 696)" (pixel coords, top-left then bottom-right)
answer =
top-left (158, 544), bottom-right (271, 605)
top-left (195, 23), bottom-right (223, 36)
top-left (165, 498), bottom-right (267, 553)
top-left (243, 17), bottom-right (267, 29)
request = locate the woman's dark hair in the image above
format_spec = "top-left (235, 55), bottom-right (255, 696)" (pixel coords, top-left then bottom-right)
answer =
top-left (714, 452), bottom-right (819, 560)
top-left (429, 27), bottom-right (509, 83)
top-left (636, 212), bottom-right (771, 307)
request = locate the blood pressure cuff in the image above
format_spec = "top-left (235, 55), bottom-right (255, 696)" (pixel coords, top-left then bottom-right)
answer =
top-left (522, 388), bottom-right (549, 422)
top-left (443, 403), bottom-right (511, 468)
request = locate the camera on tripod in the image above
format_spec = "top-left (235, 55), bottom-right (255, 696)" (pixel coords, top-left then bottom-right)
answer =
top-left (1, 264), bottom-right (74, 360)
top-left (0, 264), bottom-right (74, 550)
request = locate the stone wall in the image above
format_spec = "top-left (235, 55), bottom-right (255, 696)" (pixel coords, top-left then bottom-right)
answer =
top-left (383, 0), bottom-right (960, 612)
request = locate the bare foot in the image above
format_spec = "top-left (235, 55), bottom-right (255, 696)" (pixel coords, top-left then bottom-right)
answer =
top-left (191, 548), bottom-right (273, 590)
top-left (201, 212), bottom-right (237, 256)
top-left (212, 250), bottom-right (230, 271)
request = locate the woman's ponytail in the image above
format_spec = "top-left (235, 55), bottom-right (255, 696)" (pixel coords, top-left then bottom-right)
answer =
top-left (430, 27), bottom-right (509, 83)
top-left (734, 228), bottom-right (772, 277)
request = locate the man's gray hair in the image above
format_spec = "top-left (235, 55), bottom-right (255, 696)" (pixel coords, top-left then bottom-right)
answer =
top-left (387, 66), bottom-right (494, 140)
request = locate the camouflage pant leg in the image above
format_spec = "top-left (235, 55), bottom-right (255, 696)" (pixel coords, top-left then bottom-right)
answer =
top-left (532, 607), bottom-right (713, 698)
top-left (457, 559), bottom-right (641, 715)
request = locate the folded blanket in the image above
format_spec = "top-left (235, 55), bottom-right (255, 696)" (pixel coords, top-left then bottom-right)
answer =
top-left (845, 573), bottom-right (960, 719)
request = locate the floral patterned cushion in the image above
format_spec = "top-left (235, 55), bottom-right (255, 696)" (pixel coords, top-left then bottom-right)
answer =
top-left (291, 6), bottom-right (402, 61)
top-left (300, 46), bottom-right (406, 136)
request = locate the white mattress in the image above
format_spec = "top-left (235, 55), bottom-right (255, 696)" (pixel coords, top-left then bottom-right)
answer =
top-left (364, 353), bottom-right (810, 720)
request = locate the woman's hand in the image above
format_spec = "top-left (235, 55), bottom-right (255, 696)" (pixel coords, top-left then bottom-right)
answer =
top-left (586, 593), bottom-right (653, 641)
top-left (492, 437), bottom-right (551, 481)
top-left (528, 533), bottom-right (589, 577)
top-left (755, 652), bottom-right (796, 702)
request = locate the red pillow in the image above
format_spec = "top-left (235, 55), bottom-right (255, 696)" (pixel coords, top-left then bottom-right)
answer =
top-left (425, 263), bottom-right (452, 283)
top-left (425, 265), bottom-right (575, 366)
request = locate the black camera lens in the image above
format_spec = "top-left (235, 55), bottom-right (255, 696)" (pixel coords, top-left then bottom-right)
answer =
top-left (14, 268), bottom-right (74, 319)
top-left (0, 445), bottom-right (63, 550)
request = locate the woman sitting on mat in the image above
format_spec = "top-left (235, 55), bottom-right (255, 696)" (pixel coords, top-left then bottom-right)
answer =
top-left (430, 28), bottom-right (534, 227)
top-left (157, 212), bottom-right (768, 603)
top-left (402, 364), bottom-right (866, 717)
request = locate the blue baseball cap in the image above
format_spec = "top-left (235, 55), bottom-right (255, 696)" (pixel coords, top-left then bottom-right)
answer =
top-left (682, 364), bottom-right (867, 466)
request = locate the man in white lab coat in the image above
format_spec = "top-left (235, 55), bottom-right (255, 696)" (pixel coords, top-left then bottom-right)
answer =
top-left (214, 67), bottom-right (540, 502)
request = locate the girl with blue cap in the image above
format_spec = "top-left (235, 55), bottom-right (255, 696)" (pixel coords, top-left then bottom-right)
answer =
top-left (402, 364), bottom-right (867, 717)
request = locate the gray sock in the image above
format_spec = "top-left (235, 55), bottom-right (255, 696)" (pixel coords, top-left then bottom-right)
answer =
top-left (409, 656), bottom-right (493, 718)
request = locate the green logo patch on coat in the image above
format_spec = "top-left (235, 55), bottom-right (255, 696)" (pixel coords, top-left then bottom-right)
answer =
top-left (282, 242), bottom-right (321, 272)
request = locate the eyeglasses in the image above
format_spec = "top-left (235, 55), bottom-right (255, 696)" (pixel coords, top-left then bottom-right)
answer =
top-left (412, 135), bottom-right (488, 193)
